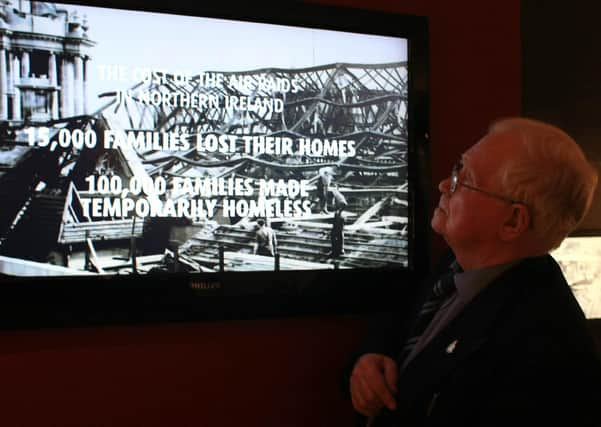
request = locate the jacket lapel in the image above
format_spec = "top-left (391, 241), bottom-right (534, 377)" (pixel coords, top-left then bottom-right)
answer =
top-left (396, 259), bottom-right (530, 402)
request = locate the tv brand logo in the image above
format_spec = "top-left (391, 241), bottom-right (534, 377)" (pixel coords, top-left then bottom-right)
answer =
top-left (189, 281), bottom-right (221, 291)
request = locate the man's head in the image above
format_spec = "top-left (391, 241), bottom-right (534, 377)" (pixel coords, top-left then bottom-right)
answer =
top-left (432, 117), bottom-right (598, 269)
top-left (257, 219), bottom-right (265, 228)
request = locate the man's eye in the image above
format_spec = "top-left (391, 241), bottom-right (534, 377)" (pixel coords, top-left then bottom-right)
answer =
top-left (458, 166), bottom-right (472, 182)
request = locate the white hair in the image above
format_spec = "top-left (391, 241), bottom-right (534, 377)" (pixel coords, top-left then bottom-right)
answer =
top-left (489, 117), bottom-right (598, 250)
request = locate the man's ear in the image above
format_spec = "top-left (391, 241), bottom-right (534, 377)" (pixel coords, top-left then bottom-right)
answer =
top-left (500, 204), bottom-right (531, 241)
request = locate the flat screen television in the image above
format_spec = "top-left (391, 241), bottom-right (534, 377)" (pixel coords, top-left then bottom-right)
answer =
top-left (0, 0), bottom-right (430, 328)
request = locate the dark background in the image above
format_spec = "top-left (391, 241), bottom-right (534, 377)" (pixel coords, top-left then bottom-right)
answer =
top-left (0, 0), bottom-right (547, 426)
top-left (522, 0), bottom-right (601, 234)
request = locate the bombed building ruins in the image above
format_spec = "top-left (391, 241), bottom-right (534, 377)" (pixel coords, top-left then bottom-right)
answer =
top-left (0, 2), bottom-right (410, 276)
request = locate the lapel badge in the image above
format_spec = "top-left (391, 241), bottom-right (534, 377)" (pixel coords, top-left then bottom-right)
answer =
top-left (445, 339), bottom-right (459, 354)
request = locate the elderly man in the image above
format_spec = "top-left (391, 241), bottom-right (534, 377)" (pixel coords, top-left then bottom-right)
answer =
top-left (346, 118), bottom-right (601, 427)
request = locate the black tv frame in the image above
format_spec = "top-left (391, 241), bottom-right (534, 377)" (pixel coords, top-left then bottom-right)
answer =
top-left (0, 1), bottom-right (430, 329)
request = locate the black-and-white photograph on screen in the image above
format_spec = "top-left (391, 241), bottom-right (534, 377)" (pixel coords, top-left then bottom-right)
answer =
top-left (0, 1), bottom-right (410, 276)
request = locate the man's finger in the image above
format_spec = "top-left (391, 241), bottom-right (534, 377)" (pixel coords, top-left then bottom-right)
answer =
top-left (351, 368), bottom-right (388, 416)
top-left (350, 354), bottom-right (398, 415)
top-left (362, 363), bottom-right (397, 411)
top-left (382, 358), bottom-right (399, 395)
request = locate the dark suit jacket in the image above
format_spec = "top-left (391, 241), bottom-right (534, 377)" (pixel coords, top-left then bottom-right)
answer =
top-left (345, 254), bottom-right (601, 427)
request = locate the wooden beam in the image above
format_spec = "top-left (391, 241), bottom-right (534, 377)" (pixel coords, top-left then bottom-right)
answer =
top-left (0, 255), bottom-right (96, 276)
top-left (223, 251), bottom-right (334, 271)
top-left (85, 238), bottom-right (106, 274)
top-left (352, 196), bottom-right (390, 226)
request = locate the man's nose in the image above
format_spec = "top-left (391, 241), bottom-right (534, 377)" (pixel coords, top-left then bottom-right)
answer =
top-left (439, 176), bottom-right (451, 194)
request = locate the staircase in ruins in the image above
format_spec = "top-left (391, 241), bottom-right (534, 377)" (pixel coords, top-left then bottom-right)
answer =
top-left (179, 214), bottom-right (408, 272)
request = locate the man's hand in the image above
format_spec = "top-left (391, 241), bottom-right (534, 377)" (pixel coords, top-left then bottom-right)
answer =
top-left (350, 353), bottom-right (398, 417)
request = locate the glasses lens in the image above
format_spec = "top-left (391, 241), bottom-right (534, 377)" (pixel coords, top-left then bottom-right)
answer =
top-left (450, 162), bottom-right (460, 194)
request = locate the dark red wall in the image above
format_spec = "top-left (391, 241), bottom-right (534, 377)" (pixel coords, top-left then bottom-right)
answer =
top-left (0, 1), bottom-right (520, 426)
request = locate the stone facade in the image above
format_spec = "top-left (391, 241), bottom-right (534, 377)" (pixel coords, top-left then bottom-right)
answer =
top-left (0, 1), bottom-right (93, 123)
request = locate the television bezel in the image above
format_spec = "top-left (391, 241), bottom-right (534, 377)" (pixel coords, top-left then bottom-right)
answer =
top-left (0, 0), bottom-right (431, 329)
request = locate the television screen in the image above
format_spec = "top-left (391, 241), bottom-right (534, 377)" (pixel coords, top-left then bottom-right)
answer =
top-left (551, 236), bottom-right (601, 319)
top-left (0, 1), bottom-right (429, 325)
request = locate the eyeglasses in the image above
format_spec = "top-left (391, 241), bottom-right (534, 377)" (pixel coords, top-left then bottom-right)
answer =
top-left (450, 160), bottom-right (520, 204)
